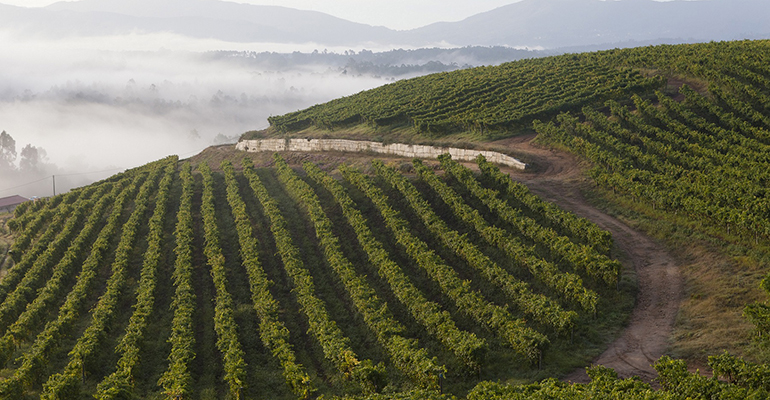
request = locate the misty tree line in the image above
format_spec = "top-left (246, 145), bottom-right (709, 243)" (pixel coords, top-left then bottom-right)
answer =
top-left (0, 131), bottom-right (48, 175)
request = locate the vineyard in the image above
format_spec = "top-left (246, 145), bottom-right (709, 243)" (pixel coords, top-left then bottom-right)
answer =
top-left (266, 55), bottom-right (664, 138)
top-left (0, 153), bottom-right (628, 399)
top-left (4, 39), bottom-right (770, 399)
top-left (534, 40), bottom-right (770, 243)
top-left (264, 39), bottom-right (770, 356)
top-left (260, 39), bottom-right (770, 398)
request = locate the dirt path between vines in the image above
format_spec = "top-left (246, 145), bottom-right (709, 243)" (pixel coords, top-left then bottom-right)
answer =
top-left (491, 135), bottom-right (683, 384)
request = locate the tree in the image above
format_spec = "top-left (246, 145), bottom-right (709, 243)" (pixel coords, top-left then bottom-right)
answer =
top-left (0, 131), bottom-right (16, 171)
top-left (19, 144), bottom-right (46, 173)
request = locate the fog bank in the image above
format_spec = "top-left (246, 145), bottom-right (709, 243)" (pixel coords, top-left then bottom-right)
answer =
top-left (0, 33), bottom-right (394, 198)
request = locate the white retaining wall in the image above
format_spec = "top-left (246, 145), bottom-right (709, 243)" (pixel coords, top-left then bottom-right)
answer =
top-left (235, 138), bottom-right (527, 170)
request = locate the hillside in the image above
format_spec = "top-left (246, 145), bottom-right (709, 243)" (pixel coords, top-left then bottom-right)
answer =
top-left (3, 39), bottom-right (770, 399)
top-left (0, 152), bottom-right (633, 399)
top-left (265, 38), bottom-right (770, 349)
top-left (265, 41), bottom-right (770, 142)
top-left (258, 39), bottom-right (770, 396)
top-left (263, 56), bottom-right (663, 142)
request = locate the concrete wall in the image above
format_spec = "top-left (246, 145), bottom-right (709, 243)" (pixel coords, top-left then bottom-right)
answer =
top-left (235, 138), bottom-right (527, 170)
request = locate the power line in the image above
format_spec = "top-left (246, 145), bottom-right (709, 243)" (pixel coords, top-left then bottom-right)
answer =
top-left (55, 167), bottom-right (125, 177)
top-left (0, 176), bottom-right (52, 193)
top-left (1, 147), bottom-right (212, 195)
top-left (0, 167), bottom-right (125, 194)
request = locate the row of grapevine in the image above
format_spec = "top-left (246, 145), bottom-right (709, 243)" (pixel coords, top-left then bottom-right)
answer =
top-left (373, 160), bottom-right (576, 333)
top-left (342, 164), bottom-right (548, 363)
top-left (221, 161), bottom-right (314, 398)
top-left (475, 156), bottom-right (612, 254)
top-left (0, 187), bottom-right (106, 333)
top-left (0, 165), bottom-right (151, 398)
top-left (243, 159), bottom-right (379, 387)
top-left (40, 158), bottom-right (172, 399)
top-left (304, 161), bottom-right (488, 370)
top-left (268, 54), bottom-right (663, 137)
top-left (0, 180), bottom-right (126, 365)
top-left (157, 162), bottom-right (197, 399)
top-left (272, 154), bottom-right (446, 388)
top-left (413, 158), bottom-right (597, 313)
top-left (0, 153), bottom-right (627, 397)
top-left (0, 188), bottom-right (90, 303)
top-left (467, 354), bottom-right (770, 400)
top-left (95, 157), bottom-right (178, 399)
top-left (440, 155), bottom-right (620, 287)
top-left (199, 162), bottom-right (248, 399)
top-left (7, 197), bottom-right (38, 223)
top-left (5, 209), bottom-right (53, 259)
top-left (6, 190), bottom-right (68, 253)
top-left (535, 94), bottom-right (770, 241)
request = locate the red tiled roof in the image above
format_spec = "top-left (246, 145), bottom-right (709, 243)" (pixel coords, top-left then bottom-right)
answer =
top-left (0, 195), bottom-right (29, 208)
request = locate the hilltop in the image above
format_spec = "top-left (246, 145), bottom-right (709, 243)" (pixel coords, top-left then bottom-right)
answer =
top-left (264, 41), bottom-right (770, 142)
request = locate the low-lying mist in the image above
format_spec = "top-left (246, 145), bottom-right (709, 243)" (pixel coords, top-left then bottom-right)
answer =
top-left (0, 29), bottom-right (536, 198)
top-left (0, 33), bottom-right (393, 198)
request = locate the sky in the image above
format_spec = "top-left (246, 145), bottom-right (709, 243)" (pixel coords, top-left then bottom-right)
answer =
top-left (1, 0), bottom-right (522, 30)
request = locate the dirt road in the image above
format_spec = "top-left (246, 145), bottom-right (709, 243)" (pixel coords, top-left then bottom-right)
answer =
top-left (493, 135), bottom-right (683, 383)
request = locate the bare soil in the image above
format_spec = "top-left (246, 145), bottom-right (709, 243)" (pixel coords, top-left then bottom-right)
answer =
top-left (491, 135), bottom-right (683, 384)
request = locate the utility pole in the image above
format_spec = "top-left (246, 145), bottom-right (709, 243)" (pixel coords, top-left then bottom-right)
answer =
top-left (52, 175), bottom-right (56, 196)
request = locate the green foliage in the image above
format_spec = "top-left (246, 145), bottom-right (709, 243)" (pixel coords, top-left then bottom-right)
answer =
top-left (158, 162), bottom-right (197, 399)
top-left (1, 189), bottom-right (88, 301)
top-left (42, 158), bottom-right (173, 399)
top-left (8, 40), bottom-right (770, 399)
top-left (475, 156), bottom-right (613, 255)
top-left (273, 154), bottom-right (445, 389)
top-left (198, 162), bottom-right (248, 399)
top-left (343, 164), bottom-right (548, 364)
top-left (0, 160), bottom-right (157, 398)
top-left (445, 155), bottom-right (620, 287)
top-left (268, 54), bottom-right (663, 138)
top-left (222, 159), bottom-right (314, 398)
top-left (0, 180), bottom-right (124, 366)
top-left (305, 161), bottom-right (487, 371)
top-left (374, 159), bottom-right (575, 336)
top-left (244, 159), bottom-right (376, 389)
top-left (416, 158), bottom-right (596, 314)
top-left (95, 158), bottom-right (178, 399)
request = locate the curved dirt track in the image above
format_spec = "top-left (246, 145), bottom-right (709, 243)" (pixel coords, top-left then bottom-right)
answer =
top-left (492, 135), bottom-right (683, 383)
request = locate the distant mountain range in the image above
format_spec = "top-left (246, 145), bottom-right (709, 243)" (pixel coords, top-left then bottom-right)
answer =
top-left (0, 0), bottom-right (768, 50)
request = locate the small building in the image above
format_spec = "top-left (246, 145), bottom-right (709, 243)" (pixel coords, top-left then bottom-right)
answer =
top-left (0, 195), bottom-right (29, 214)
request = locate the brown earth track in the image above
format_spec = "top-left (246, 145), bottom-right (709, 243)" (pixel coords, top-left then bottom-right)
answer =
top-left (490, 134), bottom-right (683, 384)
